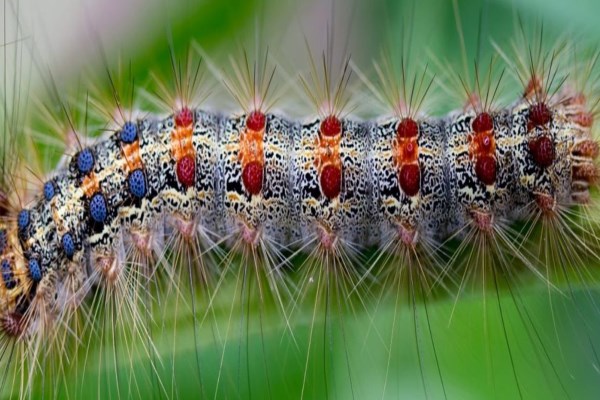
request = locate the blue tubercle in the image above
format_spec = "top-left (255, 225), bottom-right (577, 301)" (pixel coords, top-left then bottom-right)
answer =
top-left (28, 258), bottom-right (42, 283)
top-left (43, 181), bottom-right (55, 201)
top-left (89, 193), bottom-right (108, 223)
top-left (1, 259), bottom-right (15, 289)
top-left (120, 121), bottom-right (138, 144)
top-left (77, 149), bottom-right (95, 174)
top-left (62, 233), bottom-right (75, 259)
top-left (128, 169), bottom-right (147, 198)
top-left (17, 210), bottom-right (30, 231)
top-left (0, 230), bottom-right (6, 253)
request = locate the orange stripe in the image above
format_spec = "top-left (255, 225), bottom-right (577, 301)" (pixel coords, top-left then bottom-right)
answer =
top-left (238, 127), bottom-right (265, 168)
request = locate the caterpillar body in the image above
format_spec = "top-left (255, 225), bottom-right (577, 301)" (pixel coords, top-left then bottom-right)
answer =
top-left (2, 0), bottom-right (600, 398)
top-left (7, 94), bottom-right (593, 293)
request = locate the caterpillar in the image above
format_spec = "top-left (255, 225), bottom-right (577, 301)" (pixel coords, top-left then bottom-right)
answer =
top-left (2, 0), bottom-right (600, 398)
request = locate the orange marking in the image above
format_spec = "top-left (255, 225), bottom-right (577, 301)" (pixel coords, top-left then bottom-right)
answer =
top-left (81, 173), bottom-right (100, 198)
top-left (122, 141), bottom-right (143, 171)
top-left (393, 136), bottom-right (419, 169)
top-left (314, 134), bottom-right (342, 173)
top-left (468, 129), bottom-right (496, 160)
top-left (171, 125), bottom-right (196, 162)
top-left (238, 126), bottom-right (265, 168)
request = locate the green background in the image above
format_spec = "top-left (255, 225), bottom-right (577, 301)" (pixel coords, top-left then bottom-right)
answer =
top-left (6, 0), bottom-right (600, 398)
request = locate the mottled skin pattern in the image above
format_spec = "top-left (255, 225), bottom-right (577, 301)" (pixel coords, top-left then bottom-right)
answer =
top-left (157, 111), bottom-right (219, 228)
top-left (0, 98), bottom-right (595, 318)
top-left (512, 101), bottom-right (575, 212)
top-left (293, 118), bottom-right (372, 247)
top-left (445, 109), bottom-right (515, 233)
top-left (371, 118), bottom-right (448, 246)
top-left (220, 114), bottom-right (294, 246)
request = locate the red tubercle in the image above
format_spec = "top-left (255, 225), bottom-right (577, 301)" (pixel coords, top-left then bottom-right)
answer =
top-left (535, 192), bottom-right (556, 213)
top-left (175, 107), bottom-right (194, 128)
top-left (246, 110), bottom-right (266, 132)
top-left (529, 135), bottom-right (555, 168)
top-left (475, 155), bottom-right (496, 185)
top-left (242, 161), bottom-right (264, 196)
top-left (320, 115), bottom-right (342, 137)
top-left (573, 163), bottom-right (598, 182)
top-left (397, 118), bottom-right (419, 138)
top-left (528, 102), bottom-right (551, 129)
top-left (572, 140), bottom-right (599, 159)
top-left (176, 155), bottom-right (196, 188)
top-left (320, 164), bottom-right (342, 199)
top-left (575, 111), bottom-right (594, 128)
top-left (472, 112), bottom-right (493, 134)
top-left (399, 164), bottom-right (420, 197)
